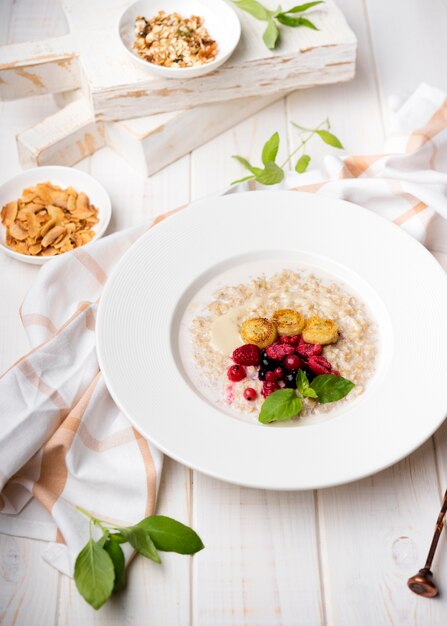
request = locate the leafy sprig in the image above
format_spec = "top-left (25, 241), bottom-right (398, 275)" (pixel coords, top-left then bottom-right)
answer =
top-left (231, 118), bottom-right (344, 185)
top-left (233, 1), bottom-right (324, 49)
top-left (259, 370), bottom-right (354, 423)
top-left (74, 507), bottom-right (204, 609)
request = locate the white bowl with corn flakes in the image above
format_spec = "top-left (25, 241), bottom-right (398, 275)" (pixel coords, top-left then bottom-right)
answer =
top-left (118, 0), bottom-right (241, 79)
top-left (0, 166), bottom-right (112, 265)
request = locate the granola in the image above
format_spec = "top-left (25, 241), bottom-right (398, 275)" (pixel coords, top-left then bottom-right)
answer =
top-left (133, 11), bottom-right (217, 68)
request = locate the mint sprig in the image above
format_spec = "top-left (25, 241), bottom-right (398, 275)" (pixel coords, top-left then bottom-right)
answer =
top-left (74, 507), bottom-right (204, 609)
top-left (258, 370), bottom-right (355, 423)
top-left (233, 1), bottom-right (324, 49)
top-left (231, 118), bottom-right (343, 185)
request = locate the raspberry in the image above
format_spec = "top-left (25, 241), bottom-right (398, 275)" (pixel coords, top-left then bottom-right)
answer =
top-left (266, 342), bottom-right (295, 360)
top-left (261, 380), bottom-right (280, 397)
top-left (232, 344), bottom-right (260, 366)
top-left (280, 335), bottom-right (299, 345)
top-left (244, 387), bottom-right (257, 401)
top-left (227, 364), bottom-right (247, 382)
top-left (296, 335), bottom-right (322, 358)
top-left (283, 354), bottom-right (303, 371)
top-left (308, 356), bottom-right (332, 375)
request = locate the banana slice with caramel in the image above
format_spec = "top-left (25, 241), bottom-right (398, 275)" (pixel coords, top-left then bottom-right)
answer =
top-left (241, 317), bottom-right (277, 349)
top-left (272, 309), bottom-right (305, 336)
top-left (302, 316), bottom-right (339, 345)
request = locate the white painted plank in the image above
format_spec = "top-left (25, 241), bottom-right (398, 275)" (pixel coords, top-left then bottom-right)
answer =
top-left (0, 35), bottom-right (79, 100)
top-left (16, 97), bottom-right (104, 168)
top-left (365, 0), bottom-right (447, 131)
top-left (319, 443), bottom-right (447, 625)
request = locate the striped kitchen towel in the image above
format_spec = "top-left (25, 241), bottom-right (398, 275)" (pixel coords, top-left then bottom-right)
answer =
top-left (1, 82), bottom-right (447, 576)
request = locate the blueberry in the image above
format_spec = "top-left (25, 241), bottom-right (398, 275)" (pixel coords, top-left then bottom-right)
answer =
top-left (284, 370), bottom-right (298, 389)
top-left (303, 367), bottom-right (316, 383)
top-left (258, 369), bottom-right (267, 381)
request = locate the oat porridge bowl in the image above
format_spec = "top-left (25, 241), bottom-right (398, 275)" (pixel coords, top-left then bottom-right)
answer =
top-left (185, 264), bottom-right (378, 426)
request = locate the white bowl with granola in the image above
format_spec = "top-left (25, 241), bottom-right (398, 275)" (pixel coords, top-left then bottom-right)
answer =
top-left (118, 0), bottom-right (241, 78)
top-left (0, 166), bottom-right (111, 265)
top-left (96, 191), bottom-right (447, 490)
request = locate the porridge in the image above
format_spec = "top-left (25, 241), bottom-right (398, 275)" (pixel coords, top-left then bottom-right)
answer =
top-left (190, 268), bottom-right (377, 424)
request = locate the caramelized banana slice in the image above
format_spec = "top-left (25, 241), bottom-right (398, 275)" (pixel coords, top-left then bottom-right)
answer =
top-left (272, 309), bottom-right (305, 336)
top-left (302, 317), bottom-right (339, 345)
top-left (241, 317), bottom-right (277, 349)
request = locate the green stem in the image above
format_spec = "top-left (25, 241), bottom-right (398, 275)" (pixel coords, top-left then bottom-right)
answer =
top-left (280, 118), bottom-right (329, 169)
top-left (76, 505), bottom-right (109, 533)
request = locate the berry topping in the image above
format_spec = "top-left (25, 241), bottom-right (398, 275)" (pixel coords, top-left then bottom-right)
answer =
top-left (258, 369), bottom-right (267, 381)
top-left (244, 387), bottom-right (257, 401)
top-left (227, 364), bottom-right (247, 382)
top-left (308, 356), bottom-right (332, 375)
top-left (283, 354), bottom-right (303, 371)
top-left (266, 341), bottom-right (295, 360)
top-left (261, 380), bottom-right (280, 397)
top-left (284, 371), bottom-right (298, 389)
top-left (274, 367), bottom-right (284, 380)
top-left (279, 335), bottom-right (300, 345)
top-left (265, 371), bottom-right (278, 382)
top-left (296, 335), bottom-right (323, 358)
top-left (232, 343), bottom-right (260, 366)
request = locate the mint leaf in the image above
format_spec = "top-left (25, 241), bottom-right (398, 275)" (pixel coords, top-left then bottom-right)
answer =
top-left (276, 14), bottom-right (305, 26)
top-left (104, 536), bottom-right (126, 594)
top-left (295, 154), bottom-right (311, 173)
top-left (296, 369), bottom-right (318, 398)
top-left (255, 161), bottom-right (284, 185)
top-left (263, 17), bottom-right (280, 49)
top-left (315, 129), bottom-right (344, 148)
top-left (285, 2), bottom-right (324, 13)
top-left (74, 539), bottom-right (115, 610)
top-left (118, 526), bottom-right (161, 563)
top-left (232, 155), bottom-right (263, 176)
top-left (262, 131), bottom-right (280, 165)
top-left (136, 515), bottom-right (204, 554)
top-left (295, 16), bottom-right (318, 29)
top-left (233, 0), bottom-right (270, 20)
top-left (311, 374), bottom-right (354, 404)
top-left (259, 389), bottom-right (302, 423)
top-left (108, 532), bottom-right (126, 544)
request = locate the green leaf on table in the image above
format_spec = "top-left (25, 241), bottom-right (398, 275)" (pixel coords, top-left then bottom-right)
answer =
top-left (118, 526), bottom-right (161, 563)
top-left (296, 369), bottom-right (318, 398)
top-left (232, 155), bottom-right (263, 176)
top-left (284, 1), bottom-right (324, 13)
top-left (136, 515), bottom-right (205, 554)
top-left (104, 536), bottom-right (126, 594)
top-left (295, 16), bottom-right (319, 29)
top-left (276, 14), bottom-right (309, 27)
top-left (262, 131), bottom-right (280, 165)
top-left (230, 174), bottom-right (257, 185)
top-left (74, 539), bottom-right (115, 610)
top-left (259, 388), bottom-right (302, 423)
top-left (263, 17), bottom-right (280, 49)
top-left (310, 374), bottom-right (355, 404)
top-left (255, 161), bottom-right (285, 185)
top-left (233, 0), bottom-right (270, 20)
top-left (315, 129), bottom-right (344, 148)
top-left (295, 153), bottom-right (311, 173)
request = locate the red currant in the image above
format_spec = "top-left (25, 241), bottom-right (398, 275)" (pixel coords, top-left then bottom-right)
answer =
top-left (227, 364), bottom-right (247, 382)
top-left (243, 387), bottom-right (257, 401)
top-left (283, 354), bottom-right (303, 371)
top-left (274, 367), bottom-right (284, 379)
top-left (265, 370), bottom-right (278, 382)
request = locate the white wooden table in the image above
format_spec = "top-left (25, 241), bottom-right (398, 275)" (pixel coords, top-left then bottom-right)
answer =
top-left (1, 1), bottom-right (447, 624)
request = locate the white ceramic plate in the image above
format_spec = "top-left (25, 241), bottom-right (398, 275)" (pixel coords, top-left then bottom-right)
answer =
top-left (118, 0), bottom-right (241, 79)
top-left (97, 191), bottom-right (447, 490)
top-left (0, 166), bottom-right (111, 265)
